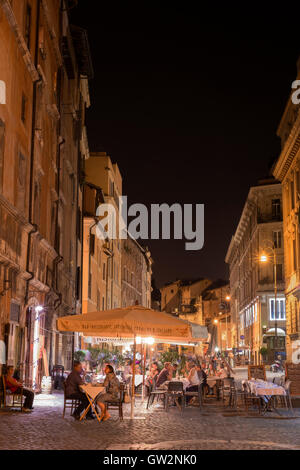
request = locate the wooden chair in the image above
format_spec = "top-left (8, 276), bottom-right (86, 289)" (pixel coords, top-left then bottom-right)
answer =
top-left (243, 381), bottom-right (262, 414)
top-left (184, 382), bottom-right (203, 410)
top-left (63, 381), bottom-right (80, 418)
top-left (220, 377), bottom-right (235, 407)
top-left (146, 381), bottom-right (167, 409)
top-left (105, 383), bottom-right (125, 420)
top-left (166, 381), bottom-right (185, 412)
top-left (1, 375), bottom-right (24, 411)
top-left (248, 365), bottom-right (266, 381)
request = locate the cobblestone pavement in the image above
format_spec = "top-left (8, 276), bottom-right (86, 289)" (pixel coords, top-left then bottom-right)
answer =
top-left (1, 391), bottom-right (300, 450)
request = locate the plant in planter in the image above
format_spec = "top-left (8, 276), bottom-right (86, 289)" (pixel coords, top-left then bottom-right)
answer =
top-left (259, 347), bottom-right (268, 363)
top-left (87, 346), bottom-right (102, 369)
top-left (74, 350), bottom-right (86, 363)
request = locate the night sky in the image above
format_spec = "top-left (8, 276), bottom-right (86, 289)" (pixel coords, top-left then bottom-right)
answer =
top-left (70, 4), bottom-right (300, 288)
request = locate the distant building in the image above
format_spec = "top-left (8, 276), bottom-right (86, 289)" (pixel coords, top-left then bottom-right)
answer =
top-left (85, 152), bottom-right (122, 310)
top-left (160, 278), bottom-right (230, 355)
top-left (121, 235), bottom-right (152, 308)
top-left (226, 178), bottom-right (285, 364)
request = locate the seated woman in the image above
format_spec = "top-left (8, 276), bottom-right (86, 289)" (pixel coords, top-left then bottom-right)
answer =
top-left (216, 363), bottom-right (229, 379)
top-left (123, 359), bottom-right (132, 383)
top-left (5, 365), bottom-right (34, 412)
top-left (145, 362), bottom-right (160, 395)
top-left (97, 364), bottom-right (120, 422)
top-left (185, 363), bottom-right (200, 404)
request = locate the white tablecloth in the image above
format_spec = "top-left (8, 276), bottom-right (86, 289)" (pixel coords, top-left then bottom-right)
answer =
top-left (247, 379), bottom-right (286, 397)
top-left (80, 384), bottom-right (105, 400)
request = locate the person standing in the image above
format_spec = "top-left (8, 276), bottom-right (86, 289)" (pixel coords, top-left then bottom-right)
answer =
top-left (5, 365), bottom-right (34, 412)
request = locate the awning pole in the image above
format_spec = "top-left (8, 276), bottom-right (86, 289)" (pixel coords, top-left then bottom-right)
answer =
top-left (142, 342), bottom-right (146, 401)
top-left (131, 335), bottom-right (136, 419)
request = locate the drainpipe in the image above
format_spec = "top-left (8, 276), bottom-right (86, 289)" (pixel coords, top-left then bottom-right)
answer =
top-left (25, 0), bottom-right (41, 303)
top-left (53, 255), bottom-right (63, 310)
top-left (24, 224), bottom-right (38, 305)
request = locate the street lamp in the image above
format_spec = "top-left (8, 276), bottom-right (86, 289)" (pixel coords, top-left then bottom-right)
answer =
top-left (259, 242), bottom-right (278, 352)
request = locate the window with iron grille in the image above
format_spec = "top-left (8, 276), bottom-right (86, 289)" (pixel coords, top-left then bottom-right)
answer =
top-left (24, 3), bottom-right (32, 49)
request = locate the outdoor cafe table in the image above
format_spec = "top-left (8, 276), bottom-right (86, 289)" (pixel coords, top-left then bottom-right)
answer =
top-left (246, 379), bottom-right (286, 415)
top-left (80, 384), bottom-right (105, 423)
top-left (206, 376), bottom-right (223, 400)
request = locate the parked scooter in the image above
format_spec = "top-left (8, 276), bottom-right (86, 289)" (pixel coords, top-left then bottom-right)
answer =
top-left (270, 360), bottom-right (284, 373)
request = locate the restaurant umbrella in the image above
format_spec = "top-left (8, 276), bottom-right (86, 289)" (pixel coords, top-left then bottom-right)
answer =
top-left (57, 305), bottom-right (194, 418)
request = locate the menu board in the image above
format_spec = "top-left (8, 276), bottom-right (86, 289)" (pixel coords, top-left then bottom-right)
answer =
top-left (285, 362), bottom-right (300, 396)
top-left (248, 365), bottom-right (266, 381)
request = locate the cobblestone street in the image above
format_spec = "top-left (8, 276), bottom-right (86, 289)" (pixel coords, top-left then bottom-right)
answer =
top-left (1, 390), bottom-right (300, 450)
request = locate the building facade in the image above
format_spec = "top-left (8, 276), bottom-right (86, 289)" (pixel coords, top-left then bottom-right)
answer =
top-left (273, 57), bottom-right (300, 362)
top-left (85, 152), bottom-right (122, 311)
top-left (0, 0), bottom-right (92, 387)
top-left (160, 278), bottom-right (230, 355)
top-left (121, 235), bottom-right (152, 308)
top-left (225, 179), bottom-right (286, 364)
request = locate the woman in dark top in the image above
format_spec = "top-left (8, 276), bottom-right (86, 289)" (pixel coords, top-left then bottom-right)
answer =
top-left (97, 364), bottom-right (120, 421)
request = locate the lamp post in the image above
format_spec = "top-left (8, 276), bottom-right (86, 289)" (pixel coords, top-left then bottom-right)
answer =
top-left (259, 242), bottom-right (278, 352)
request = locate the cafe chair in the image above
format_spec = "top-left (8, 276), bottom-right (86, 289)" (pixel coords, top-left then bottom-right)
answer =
top-left (166, 381), bottom-right (184, 412)
top-left (63, 381), bottom-right (80, 418)
top-left (184, 382), bottom-right (203, 410)
top-left (1, 375), bottom-right (24, 411)
top-left (276, 379), bottom-right (293, 414)
top-left (146, 381), bottom-right (167, 409)
top-left (243, 381), bottom-right (261, 414)
top-left (105, 383), bottom-right (125, 420)
top-left (220, 377), bottom-right (235, 407)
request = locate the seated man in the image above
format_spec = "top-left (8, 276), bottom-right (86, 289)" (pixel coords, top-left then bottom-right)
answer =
top-left (5, 365), bottom-right (34, 412)
top-left (156, 362), bottom-right (172, 388)
top-left (65, 361), bottom-right (94, 420)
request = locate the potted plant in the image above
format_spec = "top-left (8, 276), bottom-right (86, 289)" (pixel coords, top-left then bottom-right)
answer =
top-left (74, 350), bottom-right (86, 363)
top-left (259, 347), bottom-right (268, 364)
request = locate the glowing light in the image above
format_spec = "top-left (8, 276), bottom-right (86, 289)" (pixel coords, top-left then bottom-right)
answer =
top-left (215, 347), bottom-right (219, 352)
top-left (136, 336), bottom-right (142, 345)
top-left (145, 337), bottom-right (154, 345)
top-left (35, 305), bottom-right (43, 313)
top-left (260, 253), bottom-right (268, 263)
top-left (214, 319), bottom-right (218, 324)
top-left (226, 295), bottom-right (230, 301)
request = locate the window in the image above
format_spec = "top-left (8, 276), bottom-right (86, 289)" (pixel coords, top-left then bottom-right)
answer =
top-left (88, 272), bottom-right (92, 299)
top-left (103, 263), bottom-right (106, 281)
top-left (97, 289), bottom-right (100, 310)
top-left (76, 208), bottom-right (81, 241)
top-left (273, 230), bottom-right (281, 249)
top-left (76, 267), bottom-right (81, 300)
top-left (291, 180), bottom-right (295, 210)
top-left (271, 199), bottom-right (281, 219)
top-left (269, 298), bottom-right (286, 320)
top-left (89, 233), bottom-right (95, 256)
top-left (21, 94), bottom-right (27, 123)
top-left (275, 264), bottom-right (283, 281)
top-left (0, 119), bottom-right (5, 191)
top-left (24, 3), bottom-right (32, 49)
top-left (293, 239), bottom-right (297, 272)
